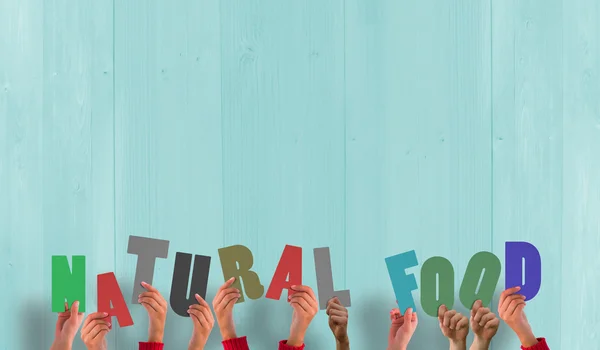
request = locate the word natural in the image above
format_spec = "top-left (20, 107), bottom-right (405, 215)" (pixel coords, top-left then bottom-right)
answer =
top-left (51, 237), bottom-right (541, 328)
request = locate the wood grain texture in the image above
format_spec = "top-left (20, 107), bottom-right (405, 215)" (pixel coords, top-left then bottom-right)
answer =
top-left (220, 0), bottom-right (346, 347)
top-left (114, 0), bottom-right (222, 348)
top-left (344, 0), bottom-right (492, 348)
top-left (562, 0), bottom-right (600, 346)
top-left (492, 0), bottom-right (563, 347)
top-left (2, 0), bottom-right (600, 349)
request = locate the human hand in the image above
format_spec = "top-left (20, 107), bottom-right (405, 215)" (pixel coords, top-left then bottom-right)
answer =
top-left (212, 277), bottom-right (241, 341)
top-left (188, 294), bottom-right (215, 350)
top-left (287, 285), bottom-right (319, 347)
top-left (469, 300), bottom-right (499, 350)
top-left (498, 287), bottom-right (537, 347)
top-left (438, 305), bottom-right (468, 350)
top-left (138, 282), bottom-right (167, 343)
top-left (80, 312), bottom-right (111, 350)
top-left (326, 297), bottom-right (349, 347)
top-left (387, 307), bottom-right (418, 350)
top-left (51, 301), bottom-right (85, 350)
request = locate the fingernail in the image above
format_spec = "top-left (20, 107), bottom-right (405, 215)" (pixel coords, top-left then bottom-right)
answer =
top-left (195, 293), bottom-right (200, 298)
top-left (103, 312), bottom-right (108, 316)
top-left (74, 301), bottom-right (79, 306)
top-left (187, 309), bottom-right (191, 313)
top-left (107, 322), bottom-right (112, 327)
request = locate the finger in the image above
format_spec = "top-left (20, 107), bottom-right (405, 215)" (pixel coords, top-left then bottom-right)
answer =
top-left (64, 300), bottom-right (69, 312)
top-left (328, 309), bottom-right (348, 317)
top-left (139, 291), bottom-right (167, 308)
top-left (290, 296), bottom-right (312, 313)
top-left (471, 300), bottom-right (483, 317)
top-left (290, 285), bottom-right (317, 302)
top-left (290, 289), bottom-right (318, 310)
top-left (500, 294), bottom-right (525, 314)
top-left (456, 316), bottom-right (469, 330)
top-left (474, 307), bottom-right (489, 323)
top-left (499, 287), bottom-right (521, 308)
top-left (194, 293), bottom-right (210, 308)
top-left (70, 301), bottom-right (80, 317)
top-left (507, 299), bottom-right (526, 316)
top-left (188, 308), bottom-right (211, 328)
top-left (479, 313), bottom-right (496, 326)
top-left (139, 297), bottom-right (161, 313)
top-left (214, 288), bottom-right (240, 308)
top-left (330, 315), bottom-right (347, 325)
top-left (216, 277), bottom-right (236, 294)
top-left (218, 291), bottom-right (241, 312)
top-left (390, 308), bottom-right (400, 321)
top-left (444, 310), bottom-right (457, 328)
top-left (141, 281), bottom-right (159, 293)
top-left (89, 324), bottom-right (110, 340)
top-left (485, 318), bottom-right (500, 329)
top-left (450, 313), bottom-right (463, 329)
top-left (189, 303), bottom-right (214, 322)
top-left (288, 291), bottom-right (318, 309)
top-left (82, 318), bottom-right (111, 335)
top-left (438, 304), bottom-right (448, 322)
top-left (82, 312), bottom-right (109, 330)
top-left (403, 308), bottom-right (413, 326)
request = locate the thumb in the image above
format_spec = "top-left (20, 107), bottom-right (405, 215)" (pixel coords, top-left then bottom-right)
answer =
top-left (69, 301), bottom-right (80, 318)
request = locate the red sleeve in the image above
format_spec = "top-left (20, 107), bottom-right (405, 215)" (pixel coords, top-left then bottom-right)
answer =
top-left (222, 336), bottom-right (250, 350)
top-left (278, 340), bottom-right (305, 350)
top-left (139, 342), bottom-right (164, 350)
top-left (521, 338), bottom-right (550, 350)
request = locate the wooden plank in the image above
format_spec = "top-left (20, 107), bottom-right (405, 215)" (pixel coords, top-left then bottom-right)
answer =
top-left (344, 0), bottom-right (492, 348)
top-left (42, 0), bottom-right (115, 349)
top-left (491, 0), bottom-right (563, 347)
top-left (220, 0), bottom-right (346, 347)
top-left (562, 0), bottom-right (600, 346)
top-left (0, 0), bottom-right (45, 348)
top-left (113, 0), bottom-right (222, 348)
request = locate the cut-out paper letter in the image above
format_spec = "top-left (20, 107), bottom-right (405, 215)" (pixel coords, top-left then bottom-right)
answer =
top-left (127, 235), bottom-right (170, 303)
top-left (505, 241), bottom-right (541, 301)
top-left (52, 255), bottom-right (86, 312)
top-left (97, 272), bottom-right (133, 327)
top-left (313, 247), bottom-right (351, 309)
top-left (266, 245), bottom-right (302, 300)
top-left (421, 256), bottom-right (454, 317)
top-left (460, 252), bottom-right (501, 308)
top-left (218, 245), bottom-right (264, 303)
top-left (385, 250), bottom-right (419, 312)
top-left (170, 252), bottom-right (211, 317)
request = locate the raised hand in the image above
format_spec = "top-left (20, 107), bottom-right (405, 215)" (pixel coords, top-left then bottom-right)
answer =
top-left (326, 297), bottom-right (349, 350)
top-left (470, 300), bottom-right (499, 350)
top-left (138, 282), bottom-right (168, 343)
top-left (212, 277), bottom-right (241, 341)
top-left (438, 305), bottom-right (468, 350)
top-left (51, 300), bottom-right (85, 350)
top-left (498, 287), bottom-right (537, 347)
top-left (287, 285), bottom-right (319, 347)
top-left (387, 307), bottom-right (418, 350)
top-left (80, 312), bottom-right (111, 350)
top-left (188, 294), bottom-right (215, 350)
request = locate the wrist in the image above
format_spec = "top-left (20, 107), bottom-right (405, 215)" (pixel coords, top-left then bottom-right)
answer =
top-left (450, 339), bottom-right (467, 350)
top-left (287, 332), bottom-right (305, 347)
top-left (148, 330), bottom-right (164, 343)
top-left (471, 337), bottom-right (491, 350)
top-left (516, 330), bottom-right (538, 347)
top-left (336, 334), bottom-right (349, 344)
top-left (51, 339), bottom-right (72, 350)
top-left (220, 329), bottom-right (237, 341)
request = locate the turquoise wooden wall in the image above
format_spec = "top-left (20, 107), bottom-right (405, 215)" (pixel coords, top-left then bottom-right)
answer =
top-left (1, 0), bottom-right (599, 348)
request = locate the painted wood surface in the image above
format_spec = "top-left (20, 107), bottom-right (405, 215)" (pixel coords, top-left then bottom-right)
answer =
top-left (1, 0), bottom-right (598, 349)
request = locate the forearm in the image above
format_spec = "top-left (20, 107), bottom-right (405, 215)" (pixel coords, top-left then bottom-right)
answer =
top-left (51, 339), bottom-right (72, 350)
